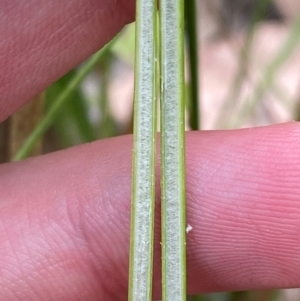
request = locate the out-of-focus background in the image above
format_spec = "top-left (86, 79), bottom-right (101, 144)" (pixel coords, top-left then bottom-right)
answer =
top-left (198, 0), bottom-right (300, 131)
top-left (43, 0), bottom-right (300, 154)
top-left (2, 1), bottom-right (300, 300)
top-left (4, 0), bottom-right (300, 158)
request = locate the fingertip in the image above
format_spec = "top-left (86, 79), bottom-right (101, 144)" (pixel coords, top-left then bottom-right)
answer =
top-left (0, 0), bottom-right (135, 121)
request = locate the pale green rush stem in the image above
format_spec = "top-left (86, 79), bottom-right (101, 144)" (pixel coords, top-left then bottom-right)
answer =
top-left (160, 0), bottom-right (186, 299)
top-left (12, 41), bottom-right (114, 161)
top-left (128, 0), bottom-right (157, 300)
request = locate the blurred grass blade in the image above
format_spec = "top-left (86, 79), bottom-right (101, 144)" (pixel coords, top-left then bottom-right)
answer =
top-left (185, 0), bottom-right (200, 130)
top-left (13, 40), bottom-right (114, 161)
top-left (10, 93), bottom-right (45, 159)
top-left (0, 120), bottom-right (10, 163)
top-left (189, 295), bottom-right (207, 301)
top-left (232, 13), bottom-right (300, 128)
top-left (215, 0), bottom-right (273, 129)
top-left (97, 53), bottom-right (118, 139)
top-left (0, 94), bottom-right (44, 162)
top-left (160, 0), bottom-right (186, 299)
top-left (128, 0), bottom-right (157, 300)
top-left (47, 70), bottom-right (96, 147)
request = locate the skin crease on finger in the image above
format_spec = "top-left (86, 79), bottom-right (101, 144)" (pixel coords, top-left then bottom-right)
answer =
top-left (0, 0), bottom-right (135, 122)
top-left (0, 123), bottom-right (300, 300)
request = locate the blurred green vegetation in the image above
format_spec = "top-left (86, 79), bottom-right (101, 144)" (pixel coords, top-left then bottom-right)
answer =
top-left (45, 24), bottom-right (136, 151)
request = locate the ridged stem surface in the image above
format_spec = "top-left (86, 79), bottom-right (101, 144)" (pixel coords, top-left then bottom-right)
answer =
top-left (160, 0), bottom-right (186, 299)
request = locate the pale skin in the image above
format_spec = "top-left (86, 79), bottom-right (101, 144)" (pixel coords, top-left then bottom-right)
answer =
top-left (1, 1), bottom-right (300, 300)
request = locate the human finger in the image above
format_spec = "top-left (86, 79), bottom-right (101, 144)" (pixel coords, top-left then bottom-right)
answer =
top-left (0, 123), bottom-right (300, 300)
top-left (0, 0), bottom-right (135, 122)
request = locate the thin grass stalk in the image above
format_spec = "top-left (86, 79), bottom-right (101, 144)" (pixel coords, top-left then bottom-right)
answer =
top-left (9, 93), bottom-right (44, 159)
top-left (190, 295), bottom-right (206, 301)
top-left (47, 69), bottom-right (96, 146)
top-left (215, 0), bottom-right (272, 129)
top-left (160, 0), bottom-right (186, 299)
top-left (97, 53), bottom-right (117, 139)
top-left (231, 13), bottom-right (300, 128)
top-left (128, 0), bottom-right (157, 300)
top-left (185, 0), bottom-right (200, 130)
top-left (0, 120), bottom-right (9, 163)
top-left (12, 41), bottom-right (113, 161)
top-left (0, 94), bottom-right (44, 162)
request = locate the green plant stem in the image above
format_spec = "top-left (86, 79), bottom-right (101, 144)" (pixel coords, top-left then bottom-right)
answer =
top-left (185, 0), bottom-right (199, 130)
top-left (160, 0), bottom-right (186, 299)
top-left (128, 0), bottom-right (157, 300)
top-left (12, 41), bottom-right (113, 161)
